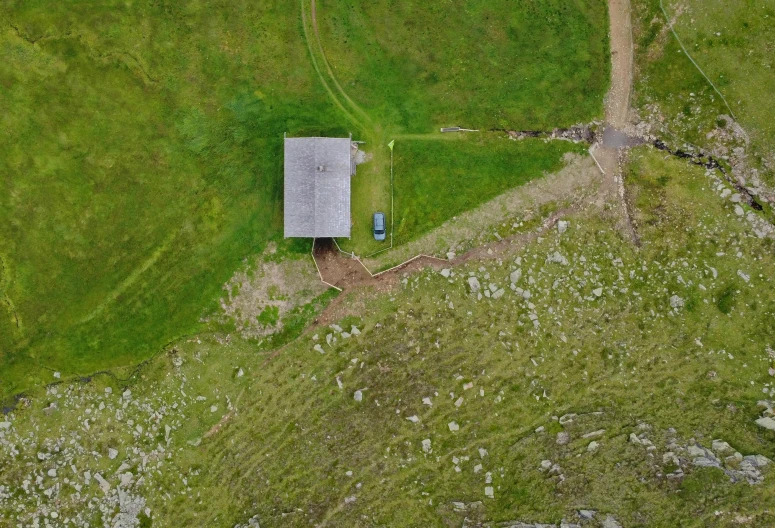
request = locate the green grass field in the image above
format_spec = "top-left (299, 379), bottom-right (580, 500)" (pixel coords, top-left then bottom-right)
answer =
top-left (317, 0), bottom-right (610, 132)
top-left (392, 136), bottom-right (584, 244)
top-left (0, 0), bottom-right (609, 395)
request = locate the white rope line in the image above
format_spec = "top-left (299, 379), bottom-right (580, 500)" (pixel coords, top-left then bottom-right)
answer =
top-left (372, 254), bottom-right (447, 278)
top-left (659, 0), bottom-right (737, 120)
top-left (588, 144), bottom-right (606, 175)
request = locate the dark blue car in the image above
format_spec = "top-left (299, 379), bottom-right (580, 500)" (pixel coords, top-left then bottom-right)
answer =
top-left (373, 212), bottom-right (386, 241)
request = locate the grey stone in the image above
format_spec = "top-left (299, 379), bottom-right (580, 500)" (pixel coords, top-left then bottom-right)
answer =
top-left (559, 413), bottom-right (576, 425)
top-left (440, 268), bottom-right (451, 278)
top-left (755, 416), bottom-right (775, 431)
top-left (353, 390), bottom-right (363, 402)
top-left (557, 220), bottom-right (570, 234)
top-left (711, 440), bottom-right (733, 455)
top-left (468, 277), bottom-right (481, 293)
top-left (743, 454), bottom-right (771, 468)
top-left (556, 432), bottom-right (570, 445)
top-left (510, 269), bottom-right (522, 283)
top-left (94, 473), bottom-right (111, 493)
top-left (669, 295), bottom-right (685, 309)
top-left (578, 510), bottom-right (596, 520)
top-left (108, 448), bottom-right (119, 460)
top-left (547, 251), bottom-right (569, 266)
top-left (602, 515), bottom-right (622, 528)
top-left (592, 287), bottom-right (603, 297)
top-left (693, 457), bottom-right (721, 468)
top-left (582, 429), bottom-right (605, 439)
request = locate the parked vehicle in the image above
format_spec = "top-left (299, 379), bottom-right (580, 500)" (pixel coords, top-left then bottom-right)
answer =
top-left (373, 212), bottom-right (386, 241)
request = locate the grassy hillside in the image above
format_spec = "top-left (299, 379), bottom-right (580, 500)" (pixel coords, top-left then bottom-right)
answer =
top-left (632, 0), bottom-right (775, 185)
top-left (0, 0), bottom-right (610, 395)
top-left (3, 148), bottom-right (775, 526)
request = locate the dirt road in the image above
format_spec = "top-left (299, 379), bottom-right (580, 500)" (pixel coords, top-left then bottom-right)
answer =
top-left (595, 0), bottom-right (639, 244)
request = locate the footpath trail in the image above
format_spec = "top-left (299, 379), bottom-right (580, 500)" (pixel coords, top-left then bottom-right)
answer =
top-left (595, 0), bottom-right (640, 244)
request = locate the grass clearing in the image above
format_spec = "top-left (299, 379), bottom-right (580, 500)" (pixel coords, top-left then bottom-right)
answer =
top-left (317, 0), bottom-right (610, 132)
top-left (392, 136), bottom-right (584, 244)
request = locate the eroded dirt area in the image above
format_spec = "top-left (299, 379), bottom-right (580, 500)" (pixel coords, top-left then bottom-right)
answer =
top-left (216, 243), bottom-right (327, 339)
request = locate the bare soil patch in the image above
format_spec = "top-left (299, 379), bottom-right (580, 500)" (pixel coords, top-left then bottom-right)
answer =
top-left (216, 244), bottom-right (327, 339)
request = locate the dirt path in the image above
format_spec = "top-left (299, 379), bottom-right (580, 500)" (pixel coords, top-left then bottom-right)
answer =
top-left (595, 0), bottom-right (639, 245)
top-left (309, 202), bottom-right (587, 329)
top-left (606, 0), bottom-right (634, 130)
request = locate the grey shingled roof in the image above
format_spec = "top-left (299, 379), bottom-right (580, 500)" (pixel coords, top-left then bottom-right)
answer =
top-left (284, 137), bottom-right (352, 238)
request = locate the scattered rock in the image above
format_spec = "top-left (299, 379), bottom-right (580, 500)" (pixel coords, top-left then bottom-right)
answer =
top-left (94, 473), bottom-right (111, 493)
top-left (711, 440), bottom-right (733, 455)
top-left (556, 431), bottom-right (570, 445)
top-left (448, 421), bottom-right (460, 432)
top-left (108, 448), bottom-right (119, 460)
top-left (669, 295), bottom-right (685, 309)
top-left (557, 220), bottom-right (570, 234)
top-left (468, 277), bottom-right (481, 293)
top-left (354, 390), bottom-right (363, 402)
top-left (755, 417), bottom-right (775, 431)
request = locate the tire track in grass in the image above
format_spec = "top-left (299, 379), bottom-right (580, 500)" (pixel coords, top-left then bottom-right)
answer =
top-left (300, 0), bottom-right (361, 128)
top-left (0, 254), bottom-right (23, 337)
top-left (309, 0), bottom-right (374, 128)
top-left (78, 231), bottom-right (177, 324)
